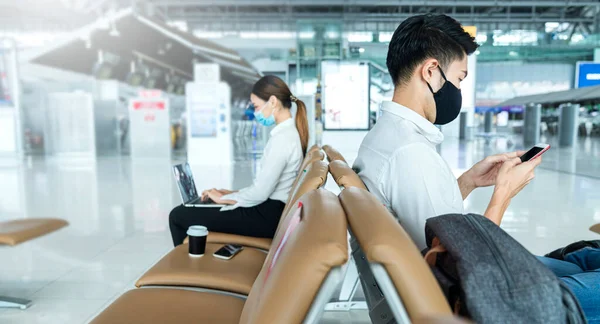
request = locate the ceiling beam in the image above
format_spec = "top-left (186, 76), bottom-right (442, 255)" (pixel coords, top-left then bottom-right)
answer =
top-left (173, 13), bottom-right (596, 24)
top-left (151, 0), bottom-right (600, 8)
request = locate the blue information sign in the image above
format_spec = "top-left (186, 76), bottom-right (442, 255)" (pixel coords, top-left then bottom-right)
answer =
top-left (576, 62), bottom-right (600, 88)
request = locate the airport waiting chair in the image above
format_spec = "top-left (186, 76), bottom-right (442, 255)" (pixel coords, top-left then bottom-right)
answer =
top-left (192, 148), bottom-right (326, 251)
top-left (136, 160), bottom-right (329, 295)
top-left (0, 218), bottom-right (68, 309)
top-left (329, 160), bottom-right (367, 190)
top-left (90, 189), bottom-right (349, 324)
top-left (327, 157), bottom-right (397, 323)
top-left (322, 144), bottom-right (346, 163)
top-left (339, 187), bottom-right (462, 324)
top-left (0, 218), bottom-right (68, 246)
top-left (307, 144), bottom-right (321, 154)
top-left (591, 223), bottom-right (600, 234)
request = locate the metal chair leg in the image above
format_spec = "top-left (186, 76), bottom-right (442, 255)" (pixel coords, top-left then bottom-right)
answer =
top-left (0, 296), bottom-right (32, 309)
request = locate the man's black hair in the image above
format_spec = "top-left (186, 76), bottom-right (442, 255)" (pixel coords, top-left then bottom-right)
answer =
top-left (386, 14), bottom-right (479, 86)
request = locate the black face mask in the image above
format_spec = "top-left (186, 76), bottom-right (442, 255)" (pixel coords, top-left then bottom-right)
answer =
top-left (426, 67), bottom-right (462, 125)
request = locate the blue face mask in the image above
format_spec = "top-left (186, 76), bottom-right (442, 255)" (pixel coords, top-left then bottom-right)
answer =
top-left (254, 102), bottom-right (276, 127)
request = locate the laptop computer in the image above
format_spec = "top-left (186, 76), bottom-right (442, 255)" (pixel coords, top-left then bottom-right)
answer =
top-left (173, 162), bottom-right (225, 208)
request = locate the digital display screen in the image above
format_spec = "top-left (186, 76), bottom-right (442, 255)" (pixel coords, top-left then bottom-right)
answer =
top-left (520, 146), bottom-right (544, 162)
top-left (321, 61), bottom-right (370, 130)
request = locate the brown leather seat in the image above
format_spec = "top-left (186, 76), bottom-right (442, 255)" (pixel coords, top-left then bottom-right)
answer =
top-left (591, 223), bottom-right (600, 234)
top-left (92, 189), bottom-right (349, 324)
top-left (90, 288), bottom-right (245, 324)
top-left (328, 160), bottom-right (367, 190)
top-left (195, 149), bottom-right (326, 250)
top-left (136, 243), bottom-right (267, 295)
top-left (322, 144), bottom-right (346, 163)
top-left (138, 161), bottom-right (329, 291)
top-left (0, 218), bottom-right (68, 246)
top-left (203, 232), bottom-right (272, 250)
top-left (339, 187), bottom-right (452, 322)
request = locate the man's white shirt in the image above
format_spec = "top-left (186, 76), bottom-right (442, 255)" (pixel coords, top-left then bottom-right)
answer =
top-left (353, 101), bottom-right (464, 250)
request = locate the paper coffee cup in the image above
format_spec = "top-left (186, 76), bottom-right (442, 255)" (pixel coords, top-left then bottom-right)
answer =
top-left (187, 225), bottom-right (208, 257)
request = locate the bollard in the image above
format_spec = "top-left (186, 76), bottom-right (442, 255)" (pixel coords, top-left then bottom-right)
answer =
top-left (523, 103), bottom-right (541, 145)
top-left (559, 103), bottom-right (579, 147)
top-left (484, 111), bottom-right (493, 133)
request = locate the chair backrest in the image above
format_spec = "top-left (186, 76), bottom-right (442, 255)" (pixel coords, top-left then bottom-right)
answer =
top-left (240, 189), bottom-right (349, 324)
top-left (281, 160), bottom-right (328, 221)
top-left (300, 149), bottom-right (325, 173)
top-left (286, 149), bottom-right (325, 200)
top-left (307, 144), bottom-right (321, 154)
top-left (339, 187), bottom-right (452, 323)
top-left (591, 223), bottom-right (600, 234)
top-left (328, 160), bottom-right (367, 190)
top-left (322, 145), bottom-right (346, 163)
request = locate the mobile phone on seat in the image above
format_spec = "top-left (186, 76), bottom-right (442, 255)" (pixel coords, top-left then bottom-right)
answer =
top-left (213, 244), bottom-right (243, 260)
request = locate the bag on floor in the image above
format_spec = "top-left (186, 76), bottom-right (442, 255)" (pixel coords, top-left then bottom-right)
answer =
top-left (423, 213), bottom-right (587, 324)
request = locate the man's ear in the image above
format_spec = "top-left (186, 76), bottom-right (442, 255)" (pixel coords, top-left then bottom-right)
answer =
top-left (421, 58), bottom-right (440, 84)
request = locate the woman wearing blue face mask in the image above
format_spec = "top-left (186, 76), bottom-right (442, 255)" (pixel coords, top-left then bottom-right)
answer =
top-left (168, 75), bottom-right (309, 246)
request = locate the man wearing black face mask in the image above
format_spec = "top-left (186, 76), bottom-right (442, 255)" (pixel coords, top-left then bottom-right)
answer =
top-left (353, 14), bottom-right (542, 250)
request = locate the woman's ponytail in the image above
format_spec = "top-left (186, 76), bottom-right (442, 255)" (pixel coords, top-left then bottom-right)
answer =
top-left (294, 99), bottom-right (309, 157)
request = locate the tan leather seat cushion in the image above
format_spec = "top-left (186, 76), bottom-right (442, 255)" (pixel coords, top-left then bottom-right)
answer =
top-left (0, 218), bottom-right (68, 246)
top-left (339, 187), bottom-right (451, 321)
top-left (240, 189), bottom-right (348, 324)
top-left (328, 160), bottom-right (367, 190)
top-left (322, 144), bottom-right (346, 163)
top-left (207, 232), bottom-right (272, 250)
top-left (136, 243), bottom-right (266, 295)
top-left (591, 223), bottom-right (600, 234)
top-left (182, 232), bottom-right (272, 250)
top-left (90, 288), bottom-right (245, 324)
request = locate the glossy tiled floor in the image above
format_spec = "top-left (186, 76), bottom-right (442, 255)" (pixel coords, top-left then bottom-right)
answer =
top-left (1, 133), bottom-right (599, 323)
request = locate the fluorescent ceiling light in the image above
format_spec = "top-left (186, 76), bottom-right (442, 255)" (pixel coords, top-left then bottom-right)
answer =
top-left (240, 32), bottom-right (259, 39)
top-left (325, 31), bottom-right (340, 39)
top-left (240, 32), bottom-right (294, 39)
top-left (167, 20), bottom-right (189, 33)
top-left (194, 31), bottom-right (224, 39)
top-left (299, 31), bottom-right (315, 39)
top-left (347, 32), bottom-right (373, 43)
top-left (378, 32), bottom-right (393, 43)
top-left (475, 33), bottom-right (488, 44)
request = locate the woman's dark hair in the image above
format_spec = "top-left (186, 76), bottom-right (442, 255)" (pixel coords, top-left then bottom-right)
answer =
top-left (252, 75), bottom-right (309, 156)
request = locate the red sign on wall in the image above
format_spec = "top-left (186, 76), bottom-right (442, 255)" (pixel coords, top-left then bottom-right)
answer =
top-left (132, 101), bottom-right (165, 110)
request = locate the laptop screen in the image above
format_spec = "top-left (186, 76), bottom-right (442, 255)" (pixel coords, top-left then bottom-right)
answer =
top-left (173, 163), bottom-right (199, 204)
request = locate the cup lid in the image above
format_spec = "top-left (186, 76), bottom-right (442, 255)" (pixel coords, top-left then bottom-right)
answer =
top-left (187, 225), bottom-right (208, 236)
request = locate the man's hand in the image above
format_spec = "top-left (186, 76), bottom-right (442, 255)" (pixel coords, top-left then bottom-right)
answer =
top-left (458, 151), bottom-right (525, 199)
top-left (495, 156), bottom-right (542, 199)
top-left (484, 156), bottom-right (542, 225)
